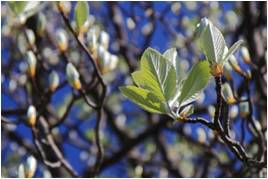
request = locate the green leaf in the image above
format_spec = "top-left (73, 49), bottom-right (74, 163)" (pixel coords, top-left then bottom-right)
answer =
top-left (163, 48), bottom-right (185, 83)
top-left (7, 1), bottom-right (26, 15)
top-left (132, 70), bottom-right (167, 100)
top-left (140, 48), bottom-right (177, 101)
top-left (119, 86), bottom-right (166, 114)
top-left (222, 40), bottom-right (244, 63)
top-left (198, 19), bottom-right (227, 64)
top-left (75, 1), bottom-right (89, 31)
top-left (178, 60), bottom-right (211, 105)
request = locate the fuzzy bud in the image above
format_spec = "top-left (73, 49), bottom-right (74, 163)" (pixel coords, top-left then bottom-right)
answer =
top-left (27, 105), bottom-right (37, 126)
top-left (223, 62), bottom-right (232, 81)
top-left (229, 55), bottom-right (242, 74)
top-left (37, 13), bottom-right (46, 36)
top-left (25, 156), bottom-right (37, 178)
top-left (49, 71), bottom-right (60, 92)
top-left (197, 127), bottom-right (206, 143)
top-left (230, 105), bottom-right (238, 118)
top-left (26, 51), bottom-right (37, 77)
top-left (56, 29), bottom-right (68, 52)
top-left (99, 31), bottom-right (110, 50)
top-left (241, 46), bottom-right (251, 64)
top-left (66, 63), bottom-right (81, 90)
top-left (58, 1), bottom-right (71, 16)
top-left (25, 29), bottom-right (35, 48)
top-left (221, 83), bottom-right (236, 104)
top-left (87, 28), bottom-right (98, 53)
top-left (239, 101), bottom-right (249, 118)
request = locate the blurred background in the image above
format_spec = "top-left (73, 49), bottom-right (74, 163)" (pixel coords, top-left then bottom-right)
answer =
top-left (1, 1), bottom-right (267, 177)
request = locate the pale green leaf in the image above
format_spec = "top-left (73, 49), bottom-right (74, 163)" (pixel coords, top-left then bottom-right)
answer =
top-left (7, 1), bottom-right (26, 15)
top-left (131, 70), bottom-right (164, 100)
top-left (178, 60), bottom-right (211, 105)
top-left (75, 1), bottom-right (89, 30)
top-left (222, 40), bottom-right (244, 63)
top-left (119, 86), bottom-right (166, 114)
top-left (140, 47), bottom-right (177, 101)
top-left (199, 21), bottom-right (226, 64)
top-left (163, 48), bottom-right (185, 83)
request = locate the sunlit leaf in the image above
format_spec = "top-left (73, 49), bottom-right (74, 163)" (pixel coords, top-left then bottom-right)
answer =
top-left (7, 2), bottom-right (26, 15)
top-left (75, 1), bottom-right (89, 31)
top-left (119, 86), bottom-right (167, 114)
top-left (140, 47), bottom-right (177, 101)
top-left (178, 60), bottom-right (211, 105)
top-left (163, 48), bottom-right (185, 83)
top-left (222, 40), bottom-right (244, 63)
top-left (198, 18), bottom-right (227, 64)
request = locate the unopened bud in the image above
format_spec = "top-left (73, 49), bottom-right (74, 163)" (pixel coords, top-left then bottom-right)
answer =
top-left (246, 70), bottom-right (252, 80)
top-left (87, 29), bottom-right (98, 53)
top-left (239, 101), bottom-right (249, 118)
top-left (56, 29), bottom-right (68, 52)
top-left (25, 29), bottom-right (35, 48)
top-left (221, 83), bottom-right (236, 104)
top-left (37, 13), bottom-right (46, 36)
top-left (49, 71), bottom-right (60, 92)
top-left (197, 127), bottom-right (206, 143)
top-left (208, 105), bottom-right (215, 118)
top-left (99, 31), bottom-right (110, 50)
top-left (27, 105), bottom-right (37, 126)
top-left (26, 51), bottom-right (37, 77)
top-left (18, 14), bottom-right (27, 25)
top-left (58, 1), bottom-right (71, 16)
top-left (230, 105), bottom-right (239, 118)
top-left (229, 55), bottom-right (242, 74)
top-left (241, 47), bottom-right (251, 64)
top-left (18, 164), bottom-right (25, 178)
top-left (66, 63), bottom-right (81, 89)
top-left (223, 62), bottom-right (232, 81)
top-left (25, 156), bottom-right (37, 178)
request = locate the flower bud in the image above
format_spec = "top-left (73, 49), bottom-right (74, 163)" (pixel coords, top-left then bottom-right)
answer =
top-left (18, 164), bottom-right (25, 178)
top-left (66, 63), bottom-right (81, 90)
top-left (179, 105), bottom-right (194, 118)
top-left (37, 13), bottom-right (46, 36)
top-left (56, 29), bottom-right (68, 52)
top-left (18, 14), bottom-right (27, 25)
top-left (246, 70), bottom-right (252, 80)
top-left (58, 1), bottom-right (71, 16)
top-left (87, 28), bottom-right (98, 53)
top-left (229, 55), bottom-right (242, 74)
top-left (230, 105), bottom-right (238, 118)
top-left (49, 71), bottom-right (60, 92)
top-left (26, 51), bottom-right (37, 77)
top-left (197, 127), bottom-right (206, 143)
top-left (223, 62), bottom-right (232, 81)
top-left (239, 101), bottom-right (249, 118)
top-left (208, 105), bottom-right (215, 118)
top-left (97, 45), bottom-right (109, 72)
top-left (99, 31), bottom-right (110, 50)
top-left (221, 83), bottom-right (236, 104)
top-left (27, 105), bottom-right (37, 126)
top-left (241, 46), bottom-right (251, 64)
top-left (108, 54), bottom-right (119, 71)
top-left (25, 156), bottom-right (37, 178)
top-left (25, 29), bottom-right (35, 48)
